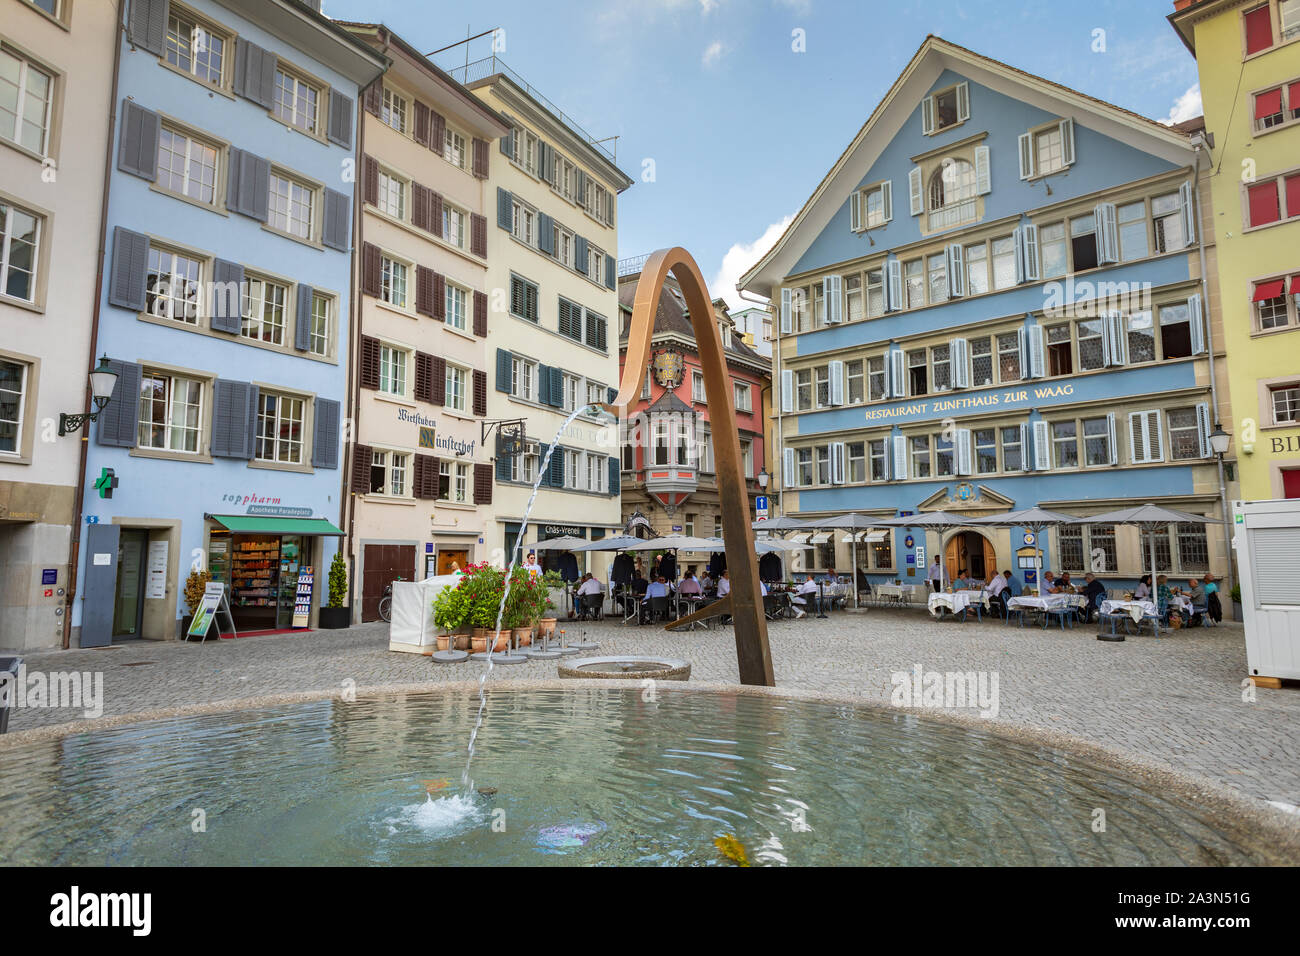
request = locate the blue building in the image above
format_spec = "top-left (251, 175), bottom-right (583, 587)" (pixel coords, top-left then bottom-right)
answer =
top-left (73, 0), bottom-right (385, 644)
top-left (740, 37), bottom-right (1232, 592)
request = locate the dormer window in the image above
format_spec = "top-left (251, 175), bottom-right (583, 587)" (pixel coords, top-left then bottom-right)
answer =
top-left (922, 81), bottom-right (969, 135)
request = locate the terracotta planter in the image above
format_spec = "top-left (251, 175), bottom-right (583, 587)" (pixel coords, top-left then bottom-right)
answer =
top-left (539, 617), bottom-right (557, 638)
top-left (454, 633), bottom-right (471, 651)
top-left (472, 630), bottom-right (510, 653)
top-left (514, 626), bottom-right (532, 647)
top-left (437, 632), bottom-right (471, 651)
top-left (437, 634), bottom-right (451, 651)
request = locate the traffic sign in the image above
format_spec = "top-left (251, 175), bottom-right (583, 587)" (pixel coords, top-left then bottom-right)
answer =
top-left (755, 495), bottom-right (769, 520)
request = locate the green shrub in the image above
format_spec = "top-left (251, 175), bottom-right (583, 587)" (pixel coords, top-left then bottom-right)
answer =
top-left (327, 551), bottom-right (348, 608)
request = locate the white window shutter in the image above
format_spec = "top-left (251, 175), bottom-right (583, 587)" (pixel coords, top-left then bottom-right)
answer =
top-left (956, 428), bottom-right (972, 476)
top-left (1033, 420), bottom-right (1051, 471)
top-left (889, 348), bottom-right (905, 398)
top-left (956, 82), bottom-right (970, 123)
top-left (1188, 293), bottom-right (1205, 354)
top-left (850, 191), bottom-right (861, 232)
top-left (1148, 411), bottom-right (1165, 462)
top-left (886, 260), bottom-right (902, 311)
top-left (1106, 412), bottom-right (1118, 465)
top-left (824, 274), bottom-right (843, 323)
top-left (974, 144), bottom-right (991, 195)
top-left (1179, 181), bottom-right (1196, 246)
top-left (1018, 132), bottom-right (1035, 180)
top-left (783, 447), bottom-right (796, 487)
top-left (1059, 118), bottom-right (1075, 166)
top-left (1128, 412), bottom-right (1144, 464)
top-left (1107, 312), bottom-right (1128, 366)
top-left (781, 368), bottom-right (793, 413)
top-left (892, 435), bottom-right (908, 480)
top-left (1096, 202), bottom-right (1118, 263)
top-left (946, 244), bottom-right (965, 297)
top-left (1019, 423), bottom-right (1030, 471)
top-left (780, 288), bottom-right (792, 334)
top-left (1021, 223), bottom-right (1039, 281)
top-left (832, 442), bottom-right (846, 484)
top-left (951, 338), bottom-right (969, 389)
top-left (922, 96), bottom-right (935, 135)
top-left (882, 441), bottom-right (892, 481)
top-left (829, 360), bottom-right (845, 405)
top-left (1028, 324), bottom-right (1045, 378)
top-left (909, 166), bottom-right (923, 216)
top-left (1196, 402), bottom-right (1211, 458)
top-left (881, 180), bottom-right (893, 222)
top-left (1017, 326), bottom-right (1028, 373)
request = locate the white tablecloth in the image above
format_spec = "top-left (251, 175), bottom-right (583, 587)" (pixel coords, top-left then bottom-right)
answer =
top-left (1100, 599), bottom-right (1156, 623)
top-left (928, 590), bottom-right (989, 618)
top-left (1007, 594), bottom-right (1087, 612)
top-left (876, 584), bottom-right (918, 602)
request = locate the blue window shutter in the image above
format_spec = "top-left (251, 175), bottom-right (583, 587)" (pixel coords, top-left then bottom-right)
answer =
top-left (500, 127), bottom-right (515, 159)
top-left (94, 359), bottom-right (141, 448)
top-left (128, 0), bottom-right (167, 57)
top-left (548, 446), bottom-right (565, 488)
top-left (497, 188), bottom-right (513, 230)
top-left (575, 236), bottom-right (589, 275)
top-left (311, 398), bottom-right (340, 469)
top-left (551, 367), bottom-right (564, 407)
top-left (605, 254), bottom-right (615, 290)
top-left (294, 283), bottom-right (314, 350)
top-left (211, 379), bottom-right (255, 459)
top-left (496, 349), bottom-right (512, 392)
top-left (108, 226), bottom-right (150, 312)
top-left (210, 259), bottom-right (245, 333)
top-left (608, 456), bottom-right (619, 496)
top-left (233, 39), bottom-right (277, 110)
top-left (117, 99), bottom-right (160, 181)
top-left (246, 386), bottom-right (260, 460)
top-left (227, 148), bottom-right (270, 222)
top-left (606, 386), bottom-right (617, 404)
top-left (322, 189), bottom-right (351, 252)
top-left (327, 89), bottom-right (354, 149)
top-left (538, 212), bottom-right (554, 255)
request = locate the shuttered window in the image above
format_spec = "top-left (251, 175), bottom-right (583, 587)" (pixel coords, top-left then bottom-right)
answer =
top-left (163, 8), bottom-right (227, 85)
top-left (509, 274), bottom-right (538, 321)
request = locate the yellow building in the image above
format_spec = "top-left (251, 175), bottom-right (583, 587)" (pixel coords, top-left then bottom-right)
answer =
top-left (1171, 0), bottom-right (1300, 500)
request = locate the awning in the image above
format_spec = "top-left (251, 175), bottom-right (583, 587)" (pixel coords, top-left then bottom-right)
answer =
top-left (1255, 87), bottom-right (1283, 119)
top-left (1253, 278), bottom-right (1286, 302)
top-left (1292, 275), bottom-right (1300, 295)
top-left (207, 514), bottom-right (344, 536)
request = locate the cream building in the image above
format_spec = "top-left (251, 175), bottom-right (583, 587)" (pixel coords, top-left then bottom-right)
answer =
top-left (340, 24), bottom-right (509, 622)
top-left (453, 57), bottom-right (633, 573)
top-left (1, 0), bottom-right (116, 649)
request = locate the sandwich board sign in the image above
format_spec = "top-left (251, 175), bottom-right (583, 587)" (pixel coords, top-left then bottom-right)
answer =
top-left (188, 582), bottom-right (236, 643)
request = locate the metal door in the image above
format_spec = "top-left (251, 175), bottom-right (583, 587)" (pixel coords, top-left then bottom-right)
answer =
top-left (80, 523), bottom-right (121, 648)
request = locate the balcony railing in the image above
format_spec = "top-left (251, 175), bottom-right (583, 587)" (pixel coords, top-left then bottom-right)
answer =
top-left (444, 55), bottom-right (616, 163)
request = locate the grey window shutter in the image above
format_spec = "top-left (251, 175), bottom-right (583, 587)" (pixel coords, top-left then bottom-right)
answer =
top-left (605, 254), bottom-right (615, 290)
top-left (496, 349), bottom-right (512, 392)
top-left (608, 456), bottom-right (619, 496)
top-left (496, 448), bottom-right (511, 483)
top-left (322, 188), bottom-right (350, 251)
top-left (227, 148), bottom-right (270, 222)
top-left (211, 379), bottom-right (254, 459)
top-left (538, 212), bottom-right (554, 255)
top-left (128, 0), bottom-right (168, 57)
top-left (94, 359), bottom-right (142, 448)
top-left (575, 236), bottom-right (589, 275)
top-left (497, 188), bottom-right (513, 230)
top-left (233, 39), bottom-right (277, 110)
top-left (294, 283), bottom-right (314, 350)
top-left (311, 398), bottom-right (340, 469)
top-left (117, 99), bottom-right (160, 181)
top-left (547, 445), bottom-right (565, 488)
top-left (327, 89), bottom-right (353, 149)
top-left (210, 258), bottom-right (245, 333)
top-left (108, 226), bottom-right (150, 311)
top-left (246, 385), bottom-right (260, 460)
top-left (500, 127), bottom-right (515, 159)
top-left (550, 366), bottom-right (564, 407)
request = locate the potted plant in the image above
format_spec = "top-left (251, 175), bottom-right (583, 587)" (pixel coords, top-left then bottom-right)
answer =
top-left (319, 551), bottom-right (351, 629)
top-left (431, 579), bottom-right (473, 651)
top-left (182, 568), bottom-right (211, 637)
top-left (538, 569), bottom-right (563, 639)
top-left (458, 562), bottom-right (510, 651)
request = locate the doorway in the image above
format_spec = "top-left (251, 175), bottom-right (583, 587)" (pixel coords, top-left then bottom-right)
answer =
top-left (361, 544), bottom-right (416, 622)
top-left (112, 530), bottom-right (148, 639)
top-left (437, 549), bottom-right (468, 575)
top-left (945, 531), bottom-right (996, 583)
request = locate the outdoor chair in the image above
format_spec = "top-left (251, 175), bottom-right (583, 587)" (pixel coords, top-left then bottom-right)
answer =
top-left (1043, 606), bottom-right (1074, 631)
top-left (1097, 610), bottom-right (1130, 639)
top-left (647, 596), bottom-right (670, 624)
top-left (578, 593), bottom-right (603, 621)
top-left (762, 594), bottom-right (786, 622)
top-left (1006, 602), bottom-right (1028, 627)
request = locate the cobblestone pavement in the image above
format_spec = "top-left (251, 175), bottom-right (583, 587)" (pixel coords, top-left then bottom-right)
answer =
top-left (7, 609), bottom-right (1300, 809)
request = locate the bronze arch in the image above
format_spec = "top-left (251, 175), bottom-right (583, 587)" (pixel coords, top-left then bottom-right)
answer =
top-left (604, 247), bottom-right (774, 687)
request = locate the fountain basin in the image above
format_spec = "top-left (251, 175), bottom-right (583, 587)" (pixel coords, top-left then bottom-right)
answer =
top-left (557, 656), bottom-right (691, 680)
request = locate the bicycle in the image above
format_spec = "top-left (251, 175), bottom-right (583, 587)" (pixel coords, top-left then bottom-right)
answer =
top-left (378, 577), bottom-right (405, 623)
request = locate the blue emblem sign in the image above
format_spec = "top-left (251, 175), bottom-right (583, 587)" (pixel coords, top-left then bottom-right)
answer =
top-left (904, 535), bottom-right (914, 549)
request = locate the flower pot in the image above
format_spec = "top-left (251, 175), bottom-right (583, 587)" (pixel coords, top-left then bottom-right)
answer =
top-left (319, 606), bottom-right (351, 629)
top-left (539, 617), bottom-right (557, 639)
top-left (491, 630), bottom-right (510, 652)
top-left (472, 630), bottom-right (511, 653)
top-left (454, 633), bottom-right (471, 651)
top-left (514, 626), bottom-right (532, 647)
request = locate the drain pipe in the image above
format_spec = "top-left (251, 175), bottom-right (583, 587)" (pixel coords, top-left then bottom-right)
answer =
top-left (64, 4), bottom-right (126, 649)
top-left (1191, 138), bottom-right (1235, 602)
top-left (738, 287), bottom-right (779, 517)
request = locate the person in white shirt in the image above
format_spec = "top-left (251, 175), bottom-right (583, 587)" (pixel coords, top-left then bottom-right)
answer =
top-left (576, 573), bottom-right (603, 597)
top-left (927, 556), bottom-right (944, 593)
top-left (522, 551), bottom-right (542, 575)
top-left (987, 569), bottom-right (1011, 616)
top-left (791, 576), bottom-right (819, 617)
top-left (576, 573), bottom-right (603, 619)
top-left (716, 571), bottom-right (731, 598)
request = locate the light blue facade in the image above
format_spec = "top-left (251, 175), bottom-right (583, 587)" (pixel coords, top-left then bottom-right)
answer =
top-left (74, 0), bottom-right (383, 641)
top-left (769, 54), bottom-right (1227, 590)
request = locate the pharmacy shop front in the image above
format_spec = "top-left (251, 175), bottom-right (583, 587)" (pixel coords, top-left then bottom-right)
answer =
top-left (205, 515), bottom-right (344, 631)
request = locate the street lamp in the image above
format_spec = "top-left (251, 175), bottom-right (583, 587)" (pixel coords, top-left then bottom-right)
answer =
top-left (1208, 423), bottom-right (1231, 458)
top-left (757, 467), bottom-right (770, 490)
top-left (58, 355), bottom-right (118, 437)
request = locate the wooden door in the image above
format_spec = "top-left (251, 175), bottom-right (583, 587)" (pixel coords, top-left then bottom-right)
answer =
top-left (361, 544), bottom-right (416, 621)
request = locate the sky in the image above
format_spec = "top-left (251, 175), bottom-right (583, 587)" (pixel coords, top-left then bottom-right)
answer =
top-left (324, 0), bottom-right (1201, 308)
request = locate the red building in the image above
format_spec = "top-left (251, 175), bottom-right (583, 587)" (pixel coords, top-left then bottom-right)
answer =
top-left (617, 265), bottom-right (771, 540)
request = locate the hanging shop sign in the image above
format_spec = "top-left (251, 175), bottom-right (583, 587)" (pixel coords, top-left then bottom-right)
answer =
top-left (652, 349), bottom-right (686, 389)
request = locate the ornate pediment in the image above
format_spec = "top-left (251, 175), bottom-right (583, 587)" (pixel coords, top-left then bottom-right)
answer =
top-left (917, 483), bottom-right (1016, 515)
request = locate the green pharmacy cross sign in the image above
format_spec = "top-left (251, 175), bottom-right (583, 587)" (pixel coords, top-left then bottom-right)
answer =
top-left (94, 467), bottom-right (118, 500)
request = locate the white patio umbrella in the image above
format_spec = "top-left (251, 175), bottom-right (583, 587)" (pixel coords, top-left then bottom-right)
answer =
top-left (570, 534), bottom-right (649, 552)
top-left (1070, 504), bottom-right (1212, 602)
top-left (532, 535), bottom-right (590, 551)
top-left (875, 511), bottom-right (980, 588)
top-left (751, 516), bottom-right (808, 534)
top-left (624, 534), bottom-right (719, 552)
top-left (792, 513), bottom-right (889, 608)
top-left (966, 506), bottom-right (1079, 587)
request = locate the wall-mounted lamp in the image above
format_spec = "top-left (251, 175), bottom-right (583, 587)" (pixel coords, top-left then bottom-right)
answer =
top-left (757, 467), bottom-right (770, 490)
top-left (58, 355), bottom-right (117, 437)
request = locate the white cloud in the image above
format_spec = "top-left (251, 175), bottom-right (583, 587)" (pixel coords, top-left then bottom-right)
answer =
top-left (1160, 83), bottom-right (1202, 126)
top-left (702, 40), bottom-right (726, 67)
top-left (709, 215), bottom-right (796, 311)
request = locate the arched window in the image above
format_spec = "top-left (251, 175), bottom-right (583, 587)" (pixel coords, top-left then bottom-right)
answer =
top-left (928, 159), bottom-right (977, 229)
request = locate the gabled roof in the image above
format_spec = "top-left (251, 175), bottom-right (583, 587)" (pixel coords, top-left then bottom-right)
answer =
top-left (738, 35), bottom-right (1196, 298)
top-left (617, 272), bottom-right (766, 366)
top-left (1168, 0), bottom-right (1233, 53)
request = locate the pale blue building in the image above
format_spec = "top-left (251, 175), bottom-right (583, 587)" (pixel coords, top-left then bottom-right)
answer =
top-left (74, 0), bottom-right (385, 644)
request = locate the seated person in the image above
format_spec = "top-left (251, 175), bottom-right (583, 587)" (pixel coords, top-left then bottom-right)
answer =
top-left (791, 575), bottom-right (819, 618)
top-left (1081, 572), bottom-right (1106, 622)
top-left (1155, 574), bottom-right (1181, 626)
top-left (678, 572), bottom-right (702, 597)
top-left (576, 572), bottom-right (604, 618)
top-left (641, 575), bottom-right (670, 623)
top-left (699, 571), bottom-right (713, 591)
top-left (987, 569), bottom-right (1011, 614)
top-left (1184, 578), bottom-right (1206, 627)
top-left (1041, 570), bottom-right (1060, 594)
top-left (952, 568), bottom-right (969, 590)
top-left (716, 571), bottom-right (732, 623)
top-left (1059, 571), bottom-right (1074, 592)
top-left (1134, 574), bottom-right (1152, 601)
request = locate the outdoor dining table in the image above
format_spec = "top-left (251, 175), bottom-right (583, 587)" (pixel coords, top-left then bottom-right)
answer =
top-left (1099, 599), bottom-right (1156, 624)
top-left (927, 589), bottom-right (989, 620)
top-left (1006, 593), bottom-right (1088, 611)
top-left (876, 583), bottom-right (919, 606)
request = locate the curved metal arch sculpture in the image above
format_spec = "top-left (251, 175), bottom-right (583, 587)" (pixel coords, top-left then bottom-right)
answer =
top-left (604, 248), bottom-right (774, 687)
